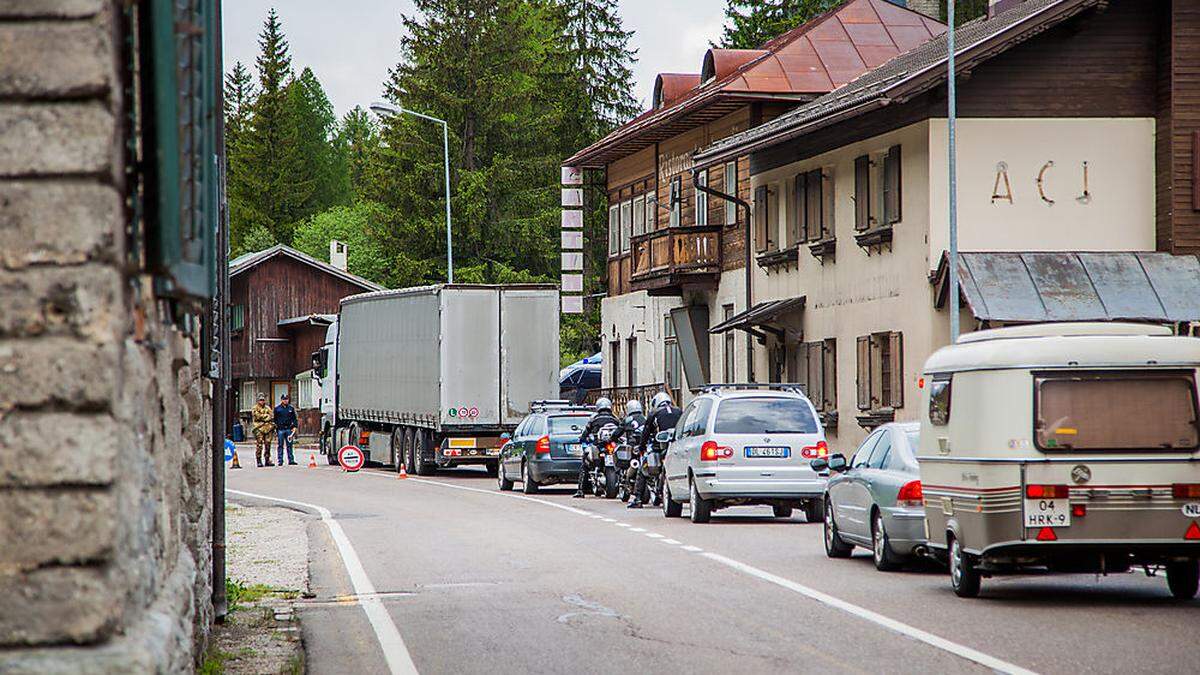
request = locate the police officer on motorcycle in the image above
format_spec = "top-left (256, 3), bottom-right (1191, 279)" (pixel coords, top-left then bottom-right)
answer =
top-left (621, 399), bottom-right (646, 447)
top-left (574, 397), bottom-right (621, 499)
top-left (628, 391), bottom-right (683, 509)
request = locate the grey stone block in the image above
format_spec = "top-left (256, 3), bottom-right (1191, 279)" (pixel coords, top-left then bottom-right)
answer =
top-left (0, 103), bottom-right (115, 177)
top-left (0, 0), bottom-right (102, 18)
top-left (0, 566), bottom-right (118, 646)
top-left (0, 338), bottom-right (117, 410)
top-left (0, 265), bottom-right (121, 340)
top-left (0, 23), bottom-right (110, 98)
top-left (0, 490), bottom-right (116, 567)
top-left (0, 413), bottom-right (118, 488)
top-left (0, 181), bottom-right (121, 269)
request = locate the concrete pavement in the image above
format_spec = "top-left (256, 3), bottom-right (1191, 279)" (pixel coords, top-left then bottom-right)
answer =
top-left (227, 459), bottom-right (1199, 674)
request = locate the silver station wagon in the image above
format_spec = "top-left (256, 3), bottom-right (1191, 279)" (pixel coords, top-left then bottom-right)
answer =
top-left (661, 385), bottom-right (829, 523)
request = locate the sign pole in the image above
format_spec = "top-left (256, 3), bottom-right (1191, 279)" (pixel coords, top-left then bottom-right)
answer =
top-left (948, 1), bottom-right (960, 342)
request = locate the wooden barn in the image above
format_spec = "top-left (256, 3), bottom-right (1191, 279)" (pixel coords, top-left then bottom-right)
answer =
top-left (228, 244), bottom-right (383, 435)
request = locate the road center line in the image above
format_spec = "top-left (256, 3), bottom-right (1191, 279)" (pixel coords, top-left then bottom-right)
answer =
top-left (228, 489), bottom-right (419, 675)
top-left (700, 551), bottom-right (1037, 675)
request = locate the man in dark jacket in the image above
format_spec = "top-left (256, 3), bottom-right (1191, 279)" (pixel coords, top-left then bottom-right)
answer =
top-left (274, 393), bottom-right (299, 466)
top-left (629, 392), bottom-right (683, 509)
top-left (574, 397), bottom-right (621, 498)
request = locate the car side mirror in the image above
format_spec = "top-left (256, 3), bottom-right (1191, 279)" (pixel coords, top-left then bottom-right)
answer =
top-left (827, 454), bottom-right (847, 472)
top-left (809, 458), bottom-right (828, 472)
top-left (500, 432), bottom-right (511, 440)
top-left (655, 430), bottom-right (673, 443)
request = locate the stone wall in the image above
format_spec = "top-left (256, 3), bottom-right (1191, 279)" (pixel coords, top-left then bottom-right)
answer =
top-left (0, 1), bottom-right (214, 672)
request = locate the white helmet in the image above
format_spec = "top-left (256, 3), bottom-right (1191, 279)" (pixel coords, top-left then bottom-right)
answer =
top-left (625, 399), bottom-right (643, 416)
top-left (595, 397), bottom-right (613, 412)
top-left (651, 391), bottom-right (672, 409)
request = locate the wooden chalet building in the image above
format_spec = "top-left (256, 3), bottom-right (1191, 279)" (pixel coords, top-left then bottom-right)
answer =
top-left (228, 243), bottom-right (382, 434)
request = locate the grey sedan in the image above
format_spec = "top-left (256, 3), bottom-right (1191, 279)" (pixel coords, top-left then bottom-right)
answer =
top-left (811, 422), bottom-right (926, 571)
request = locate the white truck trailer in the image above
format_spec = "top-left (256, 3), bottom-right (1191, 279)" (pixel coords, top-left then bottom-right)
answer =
top-left (312, 284), bottom-right (560, 475)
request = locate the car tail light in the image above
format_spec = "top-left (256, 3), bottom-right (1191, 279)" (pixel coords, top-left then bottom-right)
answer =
top-left (897, 480), bottom-right (923, 507)
top-left (1072, 504), bottom-right (1087, 518)
top-left (536, 435), bottom-right (550, 455)
top-left (1172, 484), bottom-right (1200, 499)
top-left (700, 440), bottom-right (733, 461)
top-left (1025, 484), bottom-right (1069, 499)
top-left (801, 440), bottom-right (829, 459)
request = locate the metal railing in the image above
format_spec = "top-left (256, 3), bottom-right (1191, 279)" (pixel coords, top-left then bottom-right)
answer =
top-left (584, 383), bottom-right (677, 416)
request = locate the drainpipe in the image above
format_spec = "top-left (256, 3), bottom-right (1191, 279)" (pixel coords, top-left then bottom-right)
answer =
top-left (692, 167), bottom-right (755, 381)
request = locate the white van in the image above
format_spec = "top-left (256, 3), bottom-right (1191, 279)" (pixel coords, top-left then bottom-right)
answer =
top-left (917, 323), bottom-right (1200, 598)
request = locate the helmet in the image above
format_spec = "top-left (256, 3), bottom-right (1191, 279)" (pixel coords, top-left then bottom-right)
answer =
top-left (651, 391), bottom-right (672, 409)
top-left (625, 399), bottom-right (643, 416)
top-left (595, 397), bottom-right (613, 412)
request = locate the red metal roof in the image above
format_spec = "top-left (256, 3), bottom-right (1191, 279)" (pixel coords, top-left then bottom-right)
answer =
top-left (564, 0), bottom-right (945, 169)
top-left (653, 73), bottom-right (703, 108)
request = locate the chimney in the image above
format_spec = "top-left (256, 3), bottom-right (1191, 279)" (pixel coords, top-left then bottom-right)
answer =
top-left (330, 240), bottom-right (348, 271)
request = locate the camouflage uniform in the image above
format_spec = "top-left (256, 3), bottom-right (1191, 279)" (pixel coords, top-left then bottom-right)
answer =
top-left (252, 401), bottom-right (275, 466)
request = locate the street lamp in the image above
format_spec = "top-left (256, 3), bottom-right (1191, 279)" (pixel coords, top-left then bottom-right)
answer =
top-left (947, 4), bottom-right (959, 341)
top-left (370, 100), bottom-right (454, 284)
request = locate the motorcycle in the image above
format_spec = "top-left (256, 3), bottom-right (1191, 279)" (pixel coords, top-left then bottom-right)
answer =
top-left (614, 422), bottom-right (643, 502)
top-left (586, 425), bottom-right (619, 499)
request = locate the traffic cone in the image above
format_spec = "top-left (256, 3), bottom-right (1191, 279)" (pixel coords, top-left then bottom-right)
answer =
top-left (230, 448), bottom-right (242, 469)
top-left (397, 464), bottom-right (408, 480)
top-left (308, 453), bottom-right (317, 468)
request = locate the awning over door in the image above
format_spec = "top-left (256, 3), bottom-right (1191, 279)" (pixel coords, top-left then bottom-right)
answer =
top-left (709, 296), bottom-right (806, 335)
top-left (933, 252), bottom-right (1200, 323)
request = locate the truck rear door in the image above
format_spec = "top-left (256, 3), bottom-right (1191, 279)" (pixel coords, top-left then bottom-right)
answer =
top-left (500, 289), bottom-right (559, 425)
top-left (440, 288), bottom-right (501, 427)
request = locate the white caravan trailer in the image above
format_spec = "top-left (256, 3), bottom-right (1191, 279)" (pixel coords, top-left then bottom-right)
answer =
top-left (917, 323), bottom-right (1200, 598)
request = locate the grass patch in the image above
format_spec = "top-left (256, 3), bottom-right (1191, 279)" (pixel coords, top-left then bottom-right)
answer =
top-left (226, 578), bottom-right (293, 612)
top-left (199, 646), bottom-right (231, 675)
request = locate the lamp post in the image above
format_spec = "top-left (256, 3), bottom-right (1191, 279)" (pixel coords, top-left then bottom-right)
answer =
top-left (947, 3), bottom-right (959, 342)
top-left (370, 101), bottom-right (454, 283)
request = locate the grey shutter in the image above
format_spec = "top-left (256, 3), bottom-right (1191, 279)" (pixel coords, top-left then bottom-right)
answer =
top-left (807, 342), bottom-right (824, 412)
top-left (889, 332), bottom-right (904, 408)
top-left (806, 169), bottom-right (823, 242)
top-left (823, 338), bottom-right (837, 410)
top-left (856, 335), bottom-right (870, 410)
top-left (884, 145), bottom-right (902, 224)
top-left (793, 342), bottom-right (808, 395)
top-left (791, 174), bottom-right (806, 246)
top-left (854, 155), bottom-right (871, 231)
top-left (754, 185), bottom-right (769, 252)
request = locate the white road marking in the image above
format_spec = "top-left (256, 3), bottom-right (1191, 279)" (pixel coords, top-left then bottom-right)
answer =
top-left (644, 532), bottom-right (664, 539)
top-left (228, 489), bottom-right (418, 675)
top-left (591, 514), bottom-right (606, 519)
top-left (615, 522), bottom-right (632, 528)
top-left (602, 518), bottom-right (617, 523)
top-left (700, 551), bottom-right (1037, 675)
top-left (661, 538), bottom-right (681, 545)
top-left (681, 545), bottom-right (704, 553)
top-left (630, 527), bottom-right (647, 533)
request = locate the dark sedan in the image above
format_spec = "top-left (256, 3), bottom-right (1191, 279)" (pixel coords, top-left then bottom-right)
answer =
top-left (498, 409), bottom-right (592, 494)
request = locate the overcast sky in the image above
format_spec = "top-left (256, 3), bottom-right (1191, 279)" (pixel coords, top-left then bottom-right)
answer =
top-left (222, 1), bottom-right (728, 119)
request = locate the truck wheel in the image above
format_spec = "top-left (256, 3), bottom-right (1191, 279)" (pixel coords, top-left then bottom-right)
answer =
top-left (603, 467), bottom-right (619, 499)
top-left (949, 535), bottom-right (982, 598)
top-left (404, 429), bottom-right (417, 474)
top-left (1166, 559), bottom-right (1199, 600)
top-left (323, 430), bottom-right (337, 465)
top-left (522, 461), bottom-right (540, 494)
top-left (414, 431), bottom-right (436, 476)
top-left (773, 504), bottom-right (793, 519)
top-left (391, 428), bottom-right (405, 471)
top-left (484, 461), bottom-right (499, 477)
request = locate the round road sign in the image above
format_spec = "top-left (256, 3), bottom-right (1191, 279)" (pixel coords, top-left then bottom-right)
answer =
top-left (338, 445), bottom-right (365, 472)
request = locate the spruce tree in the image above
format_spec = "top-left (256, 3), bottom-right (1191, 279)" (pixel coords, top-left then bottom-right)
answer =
top-left (558, 0), bottom-right (639, 137)
top-left (283, 68), bottom-right (350, 217)
top-left (718, 0), bottom-right (838, 49)
top-left (223, 61), bottom-right (255, 150)
top-left (339, 107), bottom-right (380, 200)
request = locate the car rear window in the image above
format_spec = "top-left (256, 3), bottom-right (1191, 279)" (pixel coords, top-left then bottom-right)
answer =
top-left (1034, 371), bottom-right (1200, 451)
top-left (712, 397), bottom-right (818, 434)
top-left (548, 415), bottom-right (589, 435)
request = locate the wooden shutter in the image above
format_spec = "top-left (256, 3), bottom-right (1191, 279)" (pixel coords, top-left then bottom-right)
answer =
top-left (806, 169), bottom-right (823, 242)
top-left (823, 338), bottom-right (837, 410)
top-left (790, 174), bottom-right (805, 246)
top-left (792, 342), bottom-right (808, 394)
top-left (870, 334), bottom-right (885, 410)
top-left (884, 145), bottom-right (902, 224)
top-left (754, 185), bottom-right (769, 252)
top-left (856, 335), bottom-right (870, 410)
top-left (888, 331), bottom-right (904, 408)
top-left (807, 342), bottom-right (824, 412)
top-left (854, 155), bottom-right (871, 231)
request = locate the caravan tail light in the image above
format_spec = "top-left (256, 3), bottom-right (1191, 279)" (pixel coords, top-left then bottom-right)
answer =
top-left (536, 436), bottom-right (551, 455)
top-left (1026, 484), bottom-right (1069, 499)
top-left (897, 480), bottom-right (924, 508)
top-left (1172, 484), bottom-right (1200, 499)
top-left (700, 441), bottom-right (733, 461)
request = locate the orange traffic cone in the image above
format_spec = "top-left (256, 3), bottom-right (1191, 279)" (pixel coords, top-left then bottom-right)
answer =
top-left (397, 464), bottom-right (408, 480)
top-left (308, 453), bottom-right (317, 468)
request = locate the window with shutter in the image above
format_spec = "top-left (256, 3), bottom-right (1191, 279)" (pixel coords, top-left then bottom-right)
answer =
top-left (620, 200), bottom-right (632, 253)
top-left (791, 342), bottom-right (807, 391)
top-left (807, 342), bottom-right (825, 412)
top-left (884, 145), bottom-right (902, 224)
top-left (806, 169), bottom-right (823, 242)
top-left (670, 176), bottom-right (682, 227)
top-left (823, 338), bottom-right (837, 410)
top-left (789, 174), bottom-right (805, 247)
top-left (754, 185), bottom-right (769, 252)
top-left (608, 205), bottom-right (619, 256)
top-left (822, 168), bottom-right (836, 238)
top-left (856, 336), bottom-right (870, 410)
top-left (872, 333), bottom-right (887, 410)
top-left (854, 155), bottom-right (871, 231)
top-left (888, 331), bottom-right (904, 408)
top-left (696, 171), bottom-right (708, 226)
top-left (632, 195), bottom-right (646, 237)
top-left (724, 162), bottom-right (738, 225)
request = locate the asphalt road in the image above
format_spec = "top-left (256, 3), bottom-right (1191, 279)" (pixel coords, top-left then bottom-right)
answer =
top-left (227, 459), bottom-right (1199, 675)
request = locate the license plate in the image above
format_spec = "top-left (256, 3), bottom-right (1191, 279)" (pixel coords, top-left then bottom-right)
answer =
top-left (745, 446), bottom-right (790, 459)
top-left (1024, 497), bottom-right (1071, 528)
top-left (604, 454), bottom-right (615, 467)
top-left (566, 444), bottom-right (582, 457)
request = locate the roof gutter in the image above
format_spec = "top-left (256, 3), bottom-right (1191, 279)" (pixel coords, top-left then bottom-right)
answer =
top-left (692, 167), bottom-right (755, 381)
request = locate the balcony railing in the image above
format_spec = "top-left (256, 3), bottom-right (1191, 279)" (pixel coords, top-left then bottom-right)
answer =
top-left (584, 383), bottom-right (679, 416)
top-left (629, 225), bottom-right (722, 295)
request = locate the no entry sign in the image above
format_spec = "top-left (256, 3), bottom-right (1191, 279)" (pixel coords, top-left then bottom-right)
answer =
top-left (338, 445), bottom-right (365, 472)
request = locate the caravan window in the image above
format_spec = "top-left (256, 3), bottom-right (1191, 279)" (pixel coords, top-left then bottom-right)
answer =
top-left (1034, 371), bottom-right (1200, 451)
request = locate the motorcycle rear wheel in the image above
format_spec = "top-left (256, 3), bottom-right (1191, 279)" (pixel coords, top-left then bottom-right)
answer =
top-left (603, 467), bottom-right (619, 499)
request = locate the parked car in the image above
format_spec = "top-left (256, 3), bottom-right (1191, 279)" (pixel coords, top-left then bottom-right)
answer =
top-left (498, 402), bottom-right (592, 494)
top-left (661, 385), bottom-right (828, 523)
top-left (812, 422), bottom-right (926, 571)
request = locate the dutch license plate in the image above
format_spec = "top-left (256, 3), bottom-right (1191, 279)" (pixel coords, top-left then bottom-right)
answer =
top-left (566, 444), bottom-right (582, 457)
top-left (1024, 497), bottom-right (1070, 528)
top-left (745, 446), bottom-right (790, 459)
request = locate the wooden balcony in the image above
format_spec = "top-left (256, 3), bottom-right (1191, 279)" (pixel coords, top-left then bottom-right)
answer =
top-left (629, 225), bottom-right (722, 296)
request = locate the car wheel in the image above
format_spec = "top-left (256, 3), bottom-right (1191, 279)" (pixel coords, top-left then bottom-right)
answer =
top-left (522, 461), bottom-right (540, 494)
top-left (803, 498), bottom-right (822, 524)
top-left (497, 460), bottom-right (514, 491)
top-left (689, 478), bottom-right (711, 524)
top-left (949, 535), bottom-right (982, 598)
top-left (1166, 559), bottom-right (1199, 600)
top-left (823, 498), bottom-right (853, 558)
top-left (603, 467), bottom-right (619, 499)
top-left (662, 479), bottom-right (682, 518)
top-left (772, 504), bottom-right (793, 519)
top-left (872, 510), bottom-right (902, 571)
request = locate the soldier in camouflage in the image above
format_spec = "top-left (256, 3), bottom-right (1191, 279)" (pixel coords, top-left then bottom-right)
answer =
top-left (251, 393), bottom-right (275, 467)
